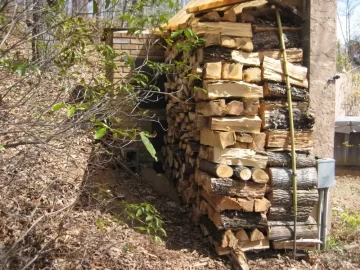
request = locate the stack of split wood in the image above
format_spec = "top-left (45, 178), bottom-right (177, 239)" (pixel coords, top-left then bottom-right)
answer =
top-left (162, 0), bottom-right (319, 256)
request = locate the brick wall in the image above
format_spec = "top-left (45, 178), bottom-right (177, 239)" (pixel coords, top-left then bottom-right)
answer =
top-left (105, 30), bottom-right (166, 166)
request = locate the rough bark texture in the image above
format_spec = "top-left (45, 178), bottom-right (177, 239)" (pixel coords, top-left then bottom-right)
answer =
top-left (268, 206), bottom-right (313, 222)
top-left (198, 159), bottom-right (233, 178)
top-left (260, 102), bottom-right (315, 130)
top-left (232, 166), bottom-right (252, 181)
top-left (268, 189), bottom-right (319, 206)
top-left (269, 167), bottom-right (317, 189)
top-left (268, 152), bottom-right (316, 168)
top-left (268, 217), bottom-right (318, 241)
top-left (196, 170), bottom-right (266, 198)
top-left (213, 211), bottom-right (268, 230)
top-left (264, 82), bottom-right (309, 101)
top-left (253, 31), bottom-right (301, 51)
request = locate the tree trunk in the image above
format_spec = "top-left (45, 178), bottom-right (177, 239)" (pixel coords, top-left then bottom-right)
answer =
top-left (253, 31), bottom-right (300, 51)
top-left (232, 166), bottom-right (252, 181)
top-left (268, 152), bottom-right (316, 168)
top-left (268, 217), bottom-right (318, 241)
top-left (268, 189), bottom-right (318, 206)
top-left (268, 206), bottom-right (313, 222)
top-left (269, 167), bottom-right (317, 189)
top-left (198, 159), bottom-right (233, 178)
top-left (264, 82), bottom-right (309, 101)
top-left (212, 211), bottom-right (268, 229)
top-left (196, 170), bottom-right (266, 198)
top-left (260, 101), bottom-right (315, 130)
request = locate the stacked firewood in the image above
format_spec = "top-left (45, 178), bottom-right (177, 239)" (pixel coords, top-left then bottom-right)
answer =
top-left (162, 2), bottom-right (319, 254)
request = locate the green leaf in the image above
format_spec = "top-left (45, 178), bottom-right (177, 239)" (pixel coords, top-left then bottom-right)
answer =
top-left (94, 127), bottom-right (107, 140)
top-left (0, 145), bottom-right (5, 151)
top-left (67, 106), bottom-right (76, 117)
top-left (154, 236), bottom-right (162, 243)
top-left (136, 209), bottom-right (143, 217)
top-left (145, 215), bottom-right (153, 222)
top-left (17, 64), bottom-right (26, 76)
top-left (52, 103), bottom-right (65, 111)
top-left (159, 228), bottom-right (167, 237)
top-left (139, 132), bottom-right (157, 161)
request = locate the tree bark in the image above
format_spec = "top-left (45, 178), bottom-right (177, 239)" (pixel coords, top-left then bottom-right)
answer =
top-left (198, 159), bottom-right (233, 178)
top-left (268, 217), bottom-right (318, 241)
top-left (268, 206), bottom-right (313, 222)
top-left (196, 170), bottom-right (266, 198)
top-left (260, 101), bottom-right (315, 130)
top-left (268, 152), bottom-right (316, 168)
top-left (212, 211), bottom-right (268, 229)
top-left (264, 82), bottom-right (309, 101)
top-left (268, 189), bottom-right (318, 206)
top-left (232, 166), bottom-right (252, 181)
top-left (269, 167), bottom-right (317, 189)
top-left (253, 31), bottom-right (301, 51)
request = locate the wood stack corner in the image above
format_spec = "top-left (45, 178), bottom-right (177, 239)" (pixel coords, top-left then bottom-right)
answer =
top-left (162, 1), bottom-right (319, 255)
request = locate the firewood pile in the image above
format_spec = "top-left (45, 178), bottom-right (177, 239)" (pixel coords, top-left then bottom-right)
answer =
top-left (162, 1), bottom-right (319, 255)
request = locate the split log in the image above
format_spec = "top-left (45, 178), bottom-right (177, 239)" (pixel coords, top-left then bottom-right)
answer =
top-left (235, 229), bottom-right (249, 241)
top-left (272, 239), bottom-right (321, 250)
top-left (221, 9), bottom-right (237, 22)
top-left (260, 101), bottom-right (315, 130)
top-left (243, 68), bottom-right (262, 83)
top-left (262, 56), bottom-right (309, 88)
top-left (196, 99), bottom-right (244, 116)
top-left (197, 47), bottom-right (260, 66)
top-left (248, 133), bottom-right (266, 151)
top-left (253, 25), bottom-right (301, 33)
top-left (200, 128), bottom-right (236, 149)
top-left (268, 189), bottom-right (319, 206)
top-left (236, 133), bottom-right (253, 143)
top-left (258, 48), bottom-right (303, 63)
top-left (227, 142), bottom-right (248, 149)
top-left (196, 99), bottom-right (226, 116)
top-left (269, 167), bottom-right (317, 189)
top-left (198, 146), bottom-right (268, 168)
top-left (265, 130), bottom-right (314, 150)
top-left (268, 206), bottom-right (313, 222)
top-left (231, 247), bottom-right (249, 270)
top-left (201, 190), bottom-right (254, 212)
top-left (264, 82), bottom-right (309, 101)
top-left (221, 36), bottom-right (253, 52)
top-left (249, 228), bottom-right (265, 241)
top-left (232, 166), bottom-right (252, 181)
top-left (212, 211), bottom-right (268, 229)
top-left (253, 31), bottom-right (300, 51)
top-left (268, 152), bottom-right (316, 168)
top-left (237, 239), bottom-right (270, 251)
top-left (199, 11), bottom-right (221, 22)
top-left (204, 62), bottom-right (222, 80)
top-left (191, 22), bottom-right (253, 38)
top-left (252, 168), bottom-right (269, 184)
top-left (254, 197), bottom-right (271, 212)
top-left (196, 170), bottom-right (266, 198)
top-left (198, 159), bottom-right (233, 178)
top-left (243, 98), bottom-right (259, 116)
top-left (204, 34), bottom-right (221, 47)
top-left (269, 216), bottom-right (318, 241)
top-left (197, 80), bottom-right (263, 100)
top-left (222, 63), bottom-right (243, 80)
top-left (210, 116), bottom-right (262, 133)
